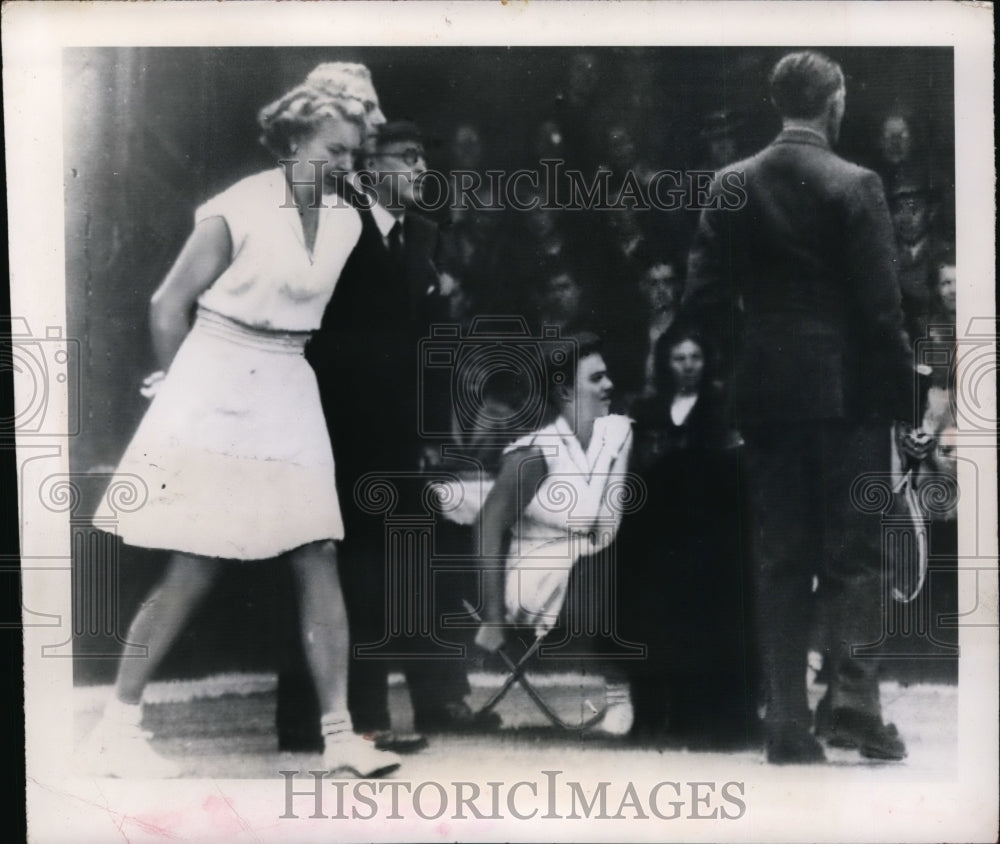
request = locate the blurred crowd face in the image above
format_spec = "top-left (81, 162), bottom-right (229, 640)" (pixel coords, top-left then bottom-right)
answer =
top-left (607, 125), bottom-right (637, 171)
top-left (368, 137), bottom-right (428, 207)
top-left (451, 124), bottom-right (483, 171)
top-left (879, 115), bottom-right (913, 166)
top-left (292, 115), bottom-right (363, 193)
top-left (668, 339), bottom-right (705, 395)
top-left (544, 272), bottom-right (583, 322)
top-left (937, 264), bottom-right (957, 314)
top-left (640, 263), bottom-right (679, 313)
top-left (891, 194), bottom-right (930, 244)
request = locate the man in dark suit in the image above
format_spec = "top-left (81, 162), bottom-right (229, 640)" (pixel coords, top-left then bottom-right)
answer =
top-left (278, 120), bottom-right (490, 752)
top-left (684, 52), bottom-right (917, 764)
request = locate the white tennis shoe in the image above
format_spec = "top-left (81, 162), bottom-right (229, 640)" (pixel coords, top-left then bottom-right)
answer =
top-left (595, 683), bottom-right (634, 736)
top-left (323, 733), bottom-right (401, 778)
top-left (79, 716), bottom-right (181, 778)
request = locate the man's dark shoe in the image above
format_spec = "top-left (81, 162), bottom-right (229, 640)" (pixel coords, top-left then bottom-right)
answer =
top-left (766, 722), bottom-right (827, 765)
top-left (823, 709), bottom-right (907, 761)
top-left (279, 728), bottom-right (427, 754)
top-left (814, 692), bottom-right (832, 740)
top-left (414, 701), bottom-right (502, 733)
top-left (366, 730), bottom-right (429, 754)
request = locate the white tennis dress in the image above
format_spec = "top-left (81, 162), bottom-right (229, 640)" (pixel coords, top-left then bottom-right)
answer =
top-left (503, 414), bottom-right (634, 634)
top-left (94, 168), bottom-right (362, 560)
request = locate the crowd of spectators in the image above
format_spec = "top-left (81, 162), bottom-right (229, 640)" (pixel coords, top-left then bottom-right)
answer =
top-left (429, 60), bottom-right (957, 432)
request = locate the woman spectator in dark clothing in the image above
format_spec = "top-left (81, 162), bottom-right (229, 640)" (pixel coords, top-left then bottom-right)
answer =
top-left (617, 325), bottom-right (761, 749)
top-left (629, 326), bottom-right (731, 466)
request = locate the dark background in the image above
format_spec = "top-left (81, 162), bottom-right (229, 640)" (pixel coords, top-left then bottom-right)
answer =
top-left (63, 47), bottom-right (956, 684)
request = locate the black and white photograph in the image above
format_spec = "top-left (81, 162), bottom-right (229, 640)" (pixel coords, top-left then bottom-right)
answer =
top-left (6, 2), bottom-right (997, 841)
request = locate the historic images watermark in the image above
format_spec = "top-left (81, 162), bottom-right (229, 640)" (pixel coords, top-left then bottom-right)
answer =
top-left (278, 159), bottom-right (749, 214)
top-left (279, 770), bottom-right (747, 821)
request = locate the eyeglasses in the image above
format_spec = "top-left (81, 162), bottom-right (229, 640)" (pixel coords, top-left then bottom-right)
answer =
top-left (371, 147), bottom-right (425, 166)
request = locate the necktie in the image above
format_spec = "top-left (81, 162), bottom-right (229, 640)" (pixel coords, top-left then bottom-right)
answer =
top-left (388, 220), bottom-right (404, 270)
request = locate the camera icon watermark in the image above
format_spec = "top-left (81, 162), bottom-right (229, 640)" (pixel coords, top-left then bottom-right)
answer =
top-left (849, 470), bottom-right (962, 659)
top-left (34, 471), bottom-right (149, 659)
top-left (418, 318), bottom-right (574, 440)
top-left (914, 315), bottom-right (997, 435)
top-left (2, 317), bottom-right (81, 437)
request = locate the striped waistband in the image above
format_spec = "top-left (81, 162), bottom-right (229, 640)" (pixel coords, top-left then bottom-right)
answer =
top-left (193, 306), bottom-right (312, 353)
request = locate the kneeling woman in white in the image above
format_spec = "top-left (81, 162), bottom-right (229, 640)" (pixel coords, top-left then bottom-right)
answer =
top-left (475, 333), bottom-right (635, 733)
top-left (85, 65), bottom-right (399, 779)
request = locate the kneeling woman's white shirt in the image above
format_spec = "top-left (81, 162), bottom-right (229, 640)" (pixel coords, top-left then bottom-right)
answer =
top-left (504, 414), bottom-right (634, 634)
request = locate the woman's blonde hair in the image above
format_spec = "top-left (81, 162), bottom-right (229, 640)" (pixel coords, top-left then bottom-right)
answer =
top-left (257, 63), bottom-right (385, 158)
top-left (306, 62), bottom-right (385, 135)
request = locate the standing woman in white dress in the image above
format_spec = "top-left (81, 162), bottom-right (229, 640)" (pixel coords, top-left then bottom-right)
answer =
top-left (85, 64), bottom-right (400, 779)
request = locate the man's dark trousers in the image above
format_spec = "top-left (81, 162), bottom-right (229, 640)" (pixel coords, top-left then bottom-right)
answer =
top-left (684, 127), bottom-right (917, 741)
top-left (742, 421), bottom-right (890, 730)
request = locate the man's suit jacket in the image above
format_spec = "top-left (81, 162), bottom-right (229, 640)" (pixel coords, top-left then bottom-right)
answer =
top-left (684, 128), bottom-right (914, 427)
top-left (307, 204), bottom-right (450, 505)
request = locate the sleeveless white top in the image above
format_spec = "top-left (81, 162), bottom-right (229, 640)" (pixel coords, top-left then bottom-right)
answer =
top-left (195, 168), bottom-right (362, 331)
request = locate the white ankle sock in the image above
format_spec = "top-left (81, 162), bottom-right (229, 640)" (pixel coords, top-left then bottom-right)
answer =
top-left (105, 697), bottom-right (143, 729)
top-left (606, 683), bottom-right (631, 706)
top-left (320, 712), bottom-right (354, 747)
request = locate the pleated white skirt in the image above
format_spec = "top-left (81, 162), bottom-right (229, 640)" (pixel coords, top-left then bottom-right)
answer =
top-left (94, 307), bottom-right (343, 560)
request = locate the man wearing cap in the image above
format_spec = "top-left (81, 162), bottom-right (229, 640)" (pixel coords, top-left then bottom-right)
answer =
top-left (685, 51), bottom-right (918, 764)
top-left (889, 178), bottom-right (940, 341)
top-left (699, 109), bottom-right (745, 173)
top-left (278, 120), bottom-right (490, 753)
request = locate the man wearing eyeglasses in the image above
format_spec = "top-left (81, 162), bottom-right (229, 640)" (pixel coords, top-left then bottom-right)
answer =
top-left (359, 126), bottom-right (428, 210)
top-left (278, 120), bottom-right (493, 755)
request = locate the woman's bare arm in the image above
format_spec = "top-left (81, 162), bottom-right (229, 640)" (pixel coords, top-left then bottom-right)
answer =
top-left (149, 217), bottom-right (232, 370)
top-left (474, 445), bottom-right (546, 650)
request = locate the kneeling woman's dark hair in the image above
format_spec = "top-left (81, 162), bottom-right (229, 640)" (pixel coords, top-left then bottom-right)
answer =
top-left (543, 330), bottom-right (604, 424)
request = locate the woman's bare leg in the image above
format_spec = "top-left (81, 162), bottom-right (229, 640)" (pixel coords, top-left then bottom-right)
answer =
top-left (287, 540), bottom-right (349, 715)
top-left (115, 553), bottom-right (224, 704)
top-left (287, 540), bottom-right (399, 777)
top-left (83, 553), bottom-right (223, 776)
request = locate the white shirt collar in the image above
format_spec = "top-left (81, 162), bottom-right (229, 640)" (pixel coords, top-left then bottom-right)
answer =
top-left (781, 124), bottom-right (829, 145)
top-left (325, 173), bottom-right (402, 238)
top-left (671, 393), bottom-right (698, 426)
top-left (370, 201), bottom-right (402, 239)
top-left (554, 414), bottom-right (600, 471)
